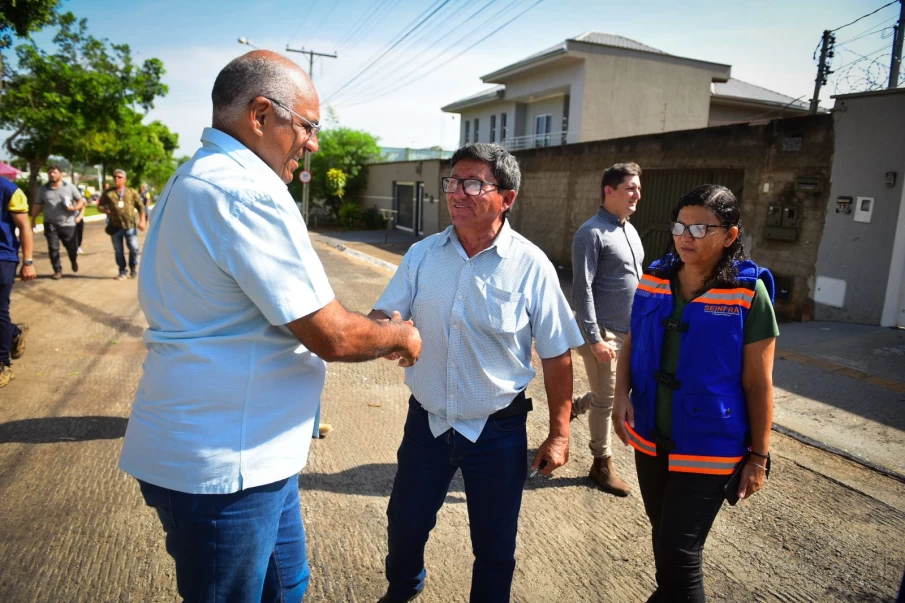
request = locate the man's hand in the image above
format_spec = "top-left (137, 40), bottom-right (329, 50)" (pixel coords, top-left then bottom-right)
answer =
top-left (20, 264), bottom-right (37, 281)
top-left (393, 314), bottom-right (421, 367)
top-left (138, 218), bottom-right (148, 232)
top-left (612, 391), bottom-right (634, 446)
top-left (531, 434), bottom-right (569, 477)
top-left (590, 341), bottom-right (617, 363)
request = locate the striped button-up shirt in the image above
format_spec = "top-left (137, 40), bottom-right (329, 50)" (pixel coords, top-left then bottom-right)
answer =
top-left (374, 221), bottom-right (584, 442)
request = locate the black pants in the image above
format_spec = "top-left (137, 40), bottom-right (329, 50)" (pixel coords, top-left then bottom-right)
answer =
top-left (635, 448), bottom-right (728, 603)
top-left (75, 219), bottom-right (84, 248)
top-left (44, 222), bottom-right (78, 274)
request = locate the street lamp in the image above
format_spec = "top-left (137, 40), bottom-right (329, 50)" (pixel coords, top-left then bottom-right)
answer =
top-left (237, 37), bottom-right (258, 49)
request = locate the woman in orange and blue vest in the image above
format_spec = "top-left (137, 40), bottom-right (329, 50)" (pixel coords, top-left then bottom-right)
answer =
top-left (613, 184), bottom-right (778, 602)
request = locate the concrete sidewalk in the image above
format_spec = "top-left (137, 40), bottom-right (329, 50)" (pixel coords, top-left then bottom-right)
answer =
top-left (312, 229), bottom-right (905, 479)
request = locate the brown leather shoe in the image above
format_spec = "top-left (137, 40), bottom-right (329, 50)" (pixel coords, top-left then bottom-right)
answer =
top-left (589, 456), bottom-right (631, 497)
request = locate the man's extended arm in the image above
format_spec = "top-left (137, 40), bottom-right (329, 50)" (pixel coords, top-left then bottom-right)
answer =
top-left (531, 350), bottom-right (573, 476)
top-left (287, 298), bottom-right (420, 365)
top-left (11, 212), bottom-right (36, 280)
top-left (136, 191), bottom-right (147, 230)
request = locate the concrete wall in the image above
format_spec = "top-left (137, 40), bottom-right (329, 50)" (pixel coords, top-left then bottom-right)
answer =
top-left (708, 100), bottom-right (810, 127)
top-left (358, 159), bottom-right (445, 236)
top-left (505, 115), bottom-right (834, 321)
top-left (815, 89), bottom-right (905, 325)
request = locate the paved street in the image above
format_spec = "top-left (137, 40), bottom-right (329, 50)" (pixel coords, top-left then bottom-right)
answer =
top-left (1, 222), bottom-right (904, 602)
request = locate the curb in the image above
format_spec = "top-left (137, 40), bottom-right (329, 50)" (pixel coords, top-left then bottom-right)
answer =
top-left (309, 232), bottom-right (905, 483)
top-left (309, 233), bottom-right (398, 273)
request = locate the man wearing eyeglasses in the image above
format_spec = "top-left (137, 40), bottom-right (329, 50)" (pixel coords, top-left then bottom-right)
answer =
top-left (118, 51), bottom-right (421, 603)
top-left (370, 143), bottom-right (584, 602)
top-left (571, 162), bottom-right (644, 497)
top-left (97, 169), bottom-right (146, 279)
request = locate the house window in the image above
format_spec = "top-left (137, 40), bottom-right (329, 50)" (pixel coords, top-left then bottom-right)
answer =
top-left (465, 120), bottom-right (470, 144)
top-left (534, 114), bottom-right (552, 147)
top-left (501, 113), bottom-right (508, 142)
top-left (490, 115), bottom-right (496, 143)
top-left (474, 118), bottom-right (480, 143)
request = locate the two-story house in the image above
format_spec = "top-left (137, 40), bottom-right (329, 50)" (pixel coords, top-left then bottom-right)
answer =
top-left (442, 32), bottom-right (810, 150)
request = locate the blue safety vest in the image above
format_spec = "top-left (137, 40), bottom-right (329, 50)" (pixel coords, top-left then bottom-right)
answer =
top-left (625, 257), bottom-right (775, 475)
top-left (0, 177), bottom-right (24, 263)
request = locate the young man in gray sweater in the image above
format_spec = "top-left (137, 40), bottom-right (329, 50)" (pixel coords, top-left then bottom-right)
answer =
top-left (571, 163), bottom-right (644, 496)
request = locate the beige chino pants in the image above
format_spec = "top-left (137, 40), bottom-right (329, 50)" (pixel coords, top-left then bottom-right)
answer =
top-left (574, 328), bottom-right (628, 459)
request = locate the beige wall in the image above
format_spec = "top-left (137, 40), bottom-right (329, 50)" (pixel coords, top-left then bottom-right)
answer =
top-left (459, 100), bottom-right (517, 145)
top-left (358, 160), bottom-right (445, 236)
top-left (574, 49), bottom-right (715, 142)
top-left (708, 101), bottom-right (809, 127)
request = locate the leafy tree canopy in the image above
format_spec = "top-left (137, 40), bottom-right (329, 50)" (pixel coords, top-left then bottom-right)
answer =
top-left (0, 11), bottom-right (168, 198)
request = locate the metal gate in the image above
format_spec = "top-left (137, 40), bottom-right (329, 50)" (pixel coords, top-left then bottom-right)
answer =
top-left (631, 169), bottom-right (745, 263)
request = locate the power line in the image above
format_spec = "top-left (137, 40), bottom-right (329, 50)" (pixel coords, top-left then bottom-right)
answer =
top-left (324, 0), bottom-right (453, 103)
top-left (339, 0), bottom-right (407, 56)
top-left (311, 0), bottom-right (344, 36)
top-left (336, 0), bottom-right (546, 109)
top-left (335, 0), bottom-right (395, 49)
top-left (288, 0), bottom-right (321, 47)
top-left (332, 0), bottom-right (505, 106)
top-left (832, 1), bottom-right (898, 33)
top-left (837, 15), bottom-right (897, 45)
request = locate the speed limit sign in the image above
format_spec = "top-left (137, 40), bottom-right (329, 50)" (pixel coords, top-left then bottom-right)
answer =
top-left (299, 170), bottom-right (312, 184)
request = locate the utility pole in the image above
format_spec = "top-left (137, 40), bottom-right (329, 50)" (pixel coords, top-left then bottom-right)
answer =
top-left (810, 30), bottom-right (835, 115)
top-left (286, 46), bottom-right (337, 223)
top-left (889, 0), bottom-right (905, 89)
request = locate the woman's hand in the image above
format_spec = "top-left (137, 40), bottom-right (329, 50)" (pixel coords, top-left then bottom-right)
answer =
top-left (612, 391), bottom-right (634, 446)
top-left (737, 460), bottom-right (767, 500)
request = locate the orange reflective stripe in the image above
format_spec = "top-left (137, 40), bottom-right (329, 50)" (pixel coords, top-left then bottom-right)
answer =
top-left (668, 453), bottom-right (742, 475)
top-left (641, 275), bottom-right (670, 285)
top-left (625, 422), bottom-right (656, 456)
top-left (637, 283), bottom-right (672, 295)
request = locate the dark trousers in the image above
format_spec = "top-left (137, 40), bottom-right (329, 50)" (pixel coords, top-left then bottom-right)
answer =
top-left (75, 219), bottom-right (84, 247)
top-left (44, 222), bottom-right (78, 274)
top-left (384, 397), bottom-right (528, 603)
top-left (0, 261), bottom-right (21, 366)
top-left (111, 227), bottom-right (140, 275)
top-left (635, 448), bottom-right (728, 603)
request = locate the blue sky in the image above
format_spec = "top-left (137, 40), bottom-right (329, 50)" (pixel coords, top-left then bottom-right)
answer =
top-left (9, 0), bottom-right (903, 156)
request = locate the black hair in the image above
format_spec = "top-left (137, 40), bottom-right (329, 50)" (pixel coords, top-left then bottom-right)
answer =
top-left (650, 184), bottom-right (747, 295)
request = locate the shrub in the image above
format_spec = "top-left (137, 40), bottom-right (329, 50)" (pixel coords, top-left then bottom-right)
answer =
top-left (338, 201), bottom-right (362, 229)
top-left (362, 206), bottom-right (387, 230)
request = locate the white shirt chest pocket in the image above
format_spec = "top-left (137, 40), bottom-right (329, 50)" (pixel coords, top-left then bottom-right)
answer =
top-left (472, 279), bottom-right (529, 334)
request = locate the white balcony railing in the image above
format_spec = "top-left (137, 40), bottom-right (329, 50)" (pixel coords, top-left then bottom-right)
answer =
top-left (499, 131), bottom-right (571, 151)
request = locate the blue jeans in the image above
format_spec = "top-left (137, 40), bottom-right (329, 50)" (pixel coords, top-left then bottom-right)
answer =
top-left (0, 261), bottom-right (21, 366)
top-left (384, 397), bottom-right (528, 603)
top-left (138, 476), bottom-right (310, 603)
top-left (111, 227), bottom-right (139, 275)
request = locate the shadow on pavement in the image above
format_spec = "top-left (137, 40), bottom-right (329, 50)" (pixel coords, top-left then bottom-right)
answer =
top-left (19, 286), bottom-right (145, 338)
top-left (0, 416), bottom-right (128, 444)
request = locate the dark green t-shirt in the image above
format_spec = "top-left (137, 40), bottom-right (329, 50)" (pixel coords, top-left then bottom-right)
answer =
top-left (654, 277), bottom-right (779, 440)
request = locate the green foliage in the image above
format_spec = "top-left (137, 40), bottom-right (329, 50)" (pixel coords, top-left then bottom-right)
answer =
top-left (0, 12), bottom-right (169, 199)
top-left (289, 127), bottom-right (382, 219)
top-left (338, 201), bottom-right (362, 229)
top-left (361, 206), bottom-right (387, 230)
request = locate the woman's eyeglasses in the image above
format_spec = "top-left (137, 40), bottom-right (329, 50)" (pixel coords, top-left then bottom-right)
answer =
top-left (669, 222), bottom-right (726, 239)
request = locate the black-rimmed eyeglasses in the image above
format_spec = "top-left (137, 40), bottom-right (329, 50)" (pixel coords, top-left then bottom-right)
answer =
top-left (262, 97), bottom-right (321, 138)
top-left (441, 177), bottom-right (505, 196)
top-left (669, 222), bottom-right (727, 239)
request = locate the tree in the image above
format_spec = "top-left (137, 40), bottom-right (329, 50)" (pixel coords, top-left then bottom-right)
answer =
top-left (0, 0), bottom-right (59, 99)
top-left (288, 127), bottom-right (382, 219)
top-left (0, 12), bottom-right (167, 200)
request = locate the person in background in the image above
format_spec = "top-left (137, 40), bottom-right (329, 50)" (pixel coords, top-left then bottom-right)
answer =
top-left (0, 177), bottom-right (37, 387)
top-left (29, 166), bottom-right (85, 280)
top-left (97, 169), bottom-right (146, 279)
top-left (139, 183), bottom-right (152, 209)
top-left (613, 184), bottom-right (778, 602)
top-left (571, 162), bottom-right (644, 496)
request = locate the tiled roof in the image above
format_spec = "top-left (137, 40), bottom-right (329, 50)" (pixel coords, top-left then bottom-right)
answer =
top-left (713, 78), bottom-right (808, 109)
top-left (571, 32), bottom-right (667, 55)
